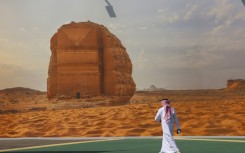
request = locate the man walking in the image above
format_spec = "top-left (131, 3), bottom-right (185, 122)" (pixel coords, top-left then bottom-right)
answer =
top-left (155, 99), bottom-right (181, 153)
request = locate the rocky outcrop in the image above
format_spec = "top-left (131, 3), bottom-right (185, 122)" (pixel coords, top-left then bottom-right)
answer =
top-left (227, 79), bottom-right (245, 90)
top-left (47, 21), bottom-right (135, 104)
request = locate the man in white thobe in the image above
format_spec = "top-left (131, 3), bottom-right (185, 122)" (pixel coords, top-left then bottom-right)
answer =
top-left (155, 99), bottom-right (181, 153)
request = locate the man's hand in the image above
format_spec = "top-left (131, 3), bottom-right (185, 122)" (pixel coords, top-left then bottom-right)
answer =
top-left (177, 129), bottom-right (181, 134)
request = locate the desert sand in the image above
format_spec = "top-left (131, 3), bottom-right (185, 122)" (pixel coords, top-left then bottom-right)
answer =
top-left (0, 88), bottom-right (244, 137)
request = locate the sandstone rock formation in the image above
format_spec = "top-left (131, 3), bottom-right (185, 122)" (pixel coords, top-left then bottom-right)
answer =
top-left (227, 79), bottom-right (245, 90)
top-left (47, 21), bottom-right (135, 104)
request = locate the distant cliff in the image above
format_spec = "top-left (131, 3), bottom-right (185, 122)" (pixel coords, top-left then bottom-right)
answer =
top-left (227, 79), bottom-right (245, 90)
top-left (47, 21), bottom-right (135, 104)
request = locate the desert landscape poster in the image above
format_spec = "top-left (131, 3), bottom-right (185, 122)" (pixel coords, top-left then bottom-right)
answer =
top-left (1, 0), bottom-right (245, 140)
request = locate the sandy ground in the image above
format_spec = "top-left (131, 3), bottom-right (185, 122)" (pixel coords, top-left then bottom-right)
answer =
top-left (0, 88), bottom-right (244, 137)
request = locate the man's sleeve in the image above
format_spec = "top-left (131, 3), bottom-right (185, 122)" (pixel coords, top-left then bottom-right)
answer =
top-left (172, 109), bottom-right (181, 129)
top-left (155, 108), bottom-right (162, 122)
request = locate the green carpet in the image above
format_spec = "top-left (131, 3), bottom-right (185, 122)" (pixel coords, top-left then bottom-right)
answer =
top-left (8, 138), bottom-right (245, 153)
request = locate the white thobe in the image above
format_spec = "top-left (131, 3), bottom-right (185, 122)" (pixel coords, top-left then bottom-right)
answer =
top-left (155, 106), bottom-right (181, 153)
